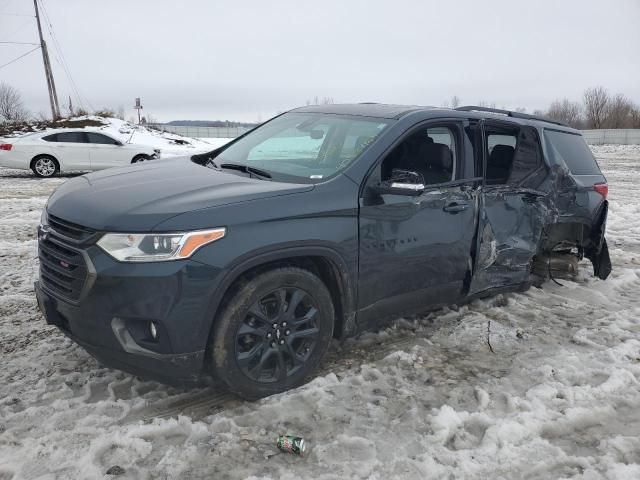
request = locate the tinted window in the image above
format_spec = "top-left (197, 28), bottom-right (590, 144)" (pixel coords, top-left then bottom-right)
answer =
top-left (485, 127), bottom-right (518, 185)
top-left (484, 125), bottom-right (543, 186)
top-left (86, 132), bottom-right (119, 145)
top-left (42, 134), bottom-right (58, 142)
top-left (510, 127), bottom-right (543, 185)
top-left (56, 132), bottom-right (86, 143)
top-left (545, 130), bottom-right (601, 175)
top-left (381, 126), bottom-right (457, 185)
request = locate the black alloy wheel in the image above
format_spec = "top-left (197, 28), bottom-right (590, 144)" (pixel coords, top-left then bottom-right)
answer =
top-left (211, 267), bottom-right (334, 399)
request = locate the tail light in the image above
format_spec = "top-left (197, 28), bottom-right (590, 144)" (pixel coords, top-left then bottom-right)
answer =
top-left (0, 143), bottom-right (12, 151)
top-left (594, 183), bottom-right (608, 199)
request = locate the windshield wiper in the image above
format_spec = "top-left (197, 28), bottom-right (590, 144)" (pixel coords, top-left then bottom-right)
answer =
top-left (219, 163), bottom-right (272, 179)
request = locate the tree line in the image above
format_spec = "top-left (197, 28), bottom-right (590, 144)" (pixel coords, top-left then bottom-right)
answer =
top-left (2, 81), bottom-right (639, 130)
top-left (443, 87), bottom-right (640, 129)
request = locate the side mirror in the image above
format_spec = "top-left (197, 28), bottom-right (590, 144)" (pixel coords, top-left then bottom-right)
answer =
top-left (373, 181), bottom-right (424, 196)
top-left (372, 169), bottom-right (425, 196)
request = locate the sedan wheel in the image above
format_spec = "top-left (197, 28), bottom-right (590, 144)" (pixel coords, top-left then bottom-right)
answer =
top-left (32, 157), bottom-right (58, 177)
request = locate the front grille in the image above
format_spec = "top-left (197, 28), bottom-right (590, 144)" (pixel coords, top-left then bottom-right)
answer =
top-left (48, 214), bottom-right (95, 242)
top-left (39, 234), bottom-right (88, 302)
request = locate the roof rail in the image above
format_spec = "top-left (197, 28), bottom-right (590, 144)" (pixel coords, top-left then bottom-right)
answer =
top-left (455, 105), bottom-right (567, 127)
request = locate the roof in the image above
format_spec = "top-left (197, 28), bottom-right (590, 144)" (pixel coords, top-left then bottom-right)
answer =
top-left (290, 103), bottom-right (578, 132)
top-left (292, 103), bottom-right (428, 119)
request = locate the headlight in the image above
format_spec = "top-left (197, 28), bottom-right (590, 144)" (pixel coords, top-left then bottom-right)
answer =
top-left (97, 228), bottom-right (225, 262)
top-left (40, 208), bottom-right (48, 227)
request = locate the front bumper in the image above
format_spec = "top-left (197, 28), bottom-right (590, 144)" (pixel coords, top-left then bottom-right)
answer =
top-left (35, 241), bottom-right (224, 385)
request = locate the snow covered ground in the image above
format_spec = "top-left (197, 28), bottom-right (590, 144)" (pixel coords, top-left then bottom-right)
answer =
top-left (0, 145), bottom-right (639, 479)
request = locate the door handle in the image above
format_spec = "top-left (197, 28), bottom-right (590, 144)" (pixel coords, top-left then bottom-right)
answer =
top-left (443, 201), bottom-right (468, 213)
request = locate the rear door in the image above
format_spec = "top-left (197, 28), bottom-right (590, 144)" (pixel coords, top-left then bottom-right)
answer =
top-left (85, 132), bottom-right (124, 169)
top-left (49, 132), bottom-right (91, 170)
top-left (357, 120), bottom-right (481, 327)
top-left (469, 120), bottom-right (549, 294)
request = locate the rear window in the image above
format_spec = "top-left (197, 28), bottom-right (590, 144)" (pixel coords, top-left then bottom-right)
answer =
top-left (544, 130), bottom-right (601, 175)
top-left (56, 132), bottom-right (86, 143)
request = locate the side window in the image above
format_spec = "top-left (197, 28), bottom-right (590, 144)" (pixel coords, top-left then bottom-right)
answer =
top-left (485, 127), bottom-right (518, 185)
top-left (381, 126), bottom-right (457, 186)
top-left (42, 134), bottom-right (58, 142)
top-left (484, 124), bottom-right (543, 186)
top-left (86, 132), bottom-right (119, 145)
top-left (56, 132), bottom-right (87, 143)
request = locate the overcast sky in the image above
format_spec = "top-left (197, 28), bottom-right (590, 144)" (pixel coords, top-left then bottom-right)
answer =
top-left (1, 0), bottom-right (639, 122)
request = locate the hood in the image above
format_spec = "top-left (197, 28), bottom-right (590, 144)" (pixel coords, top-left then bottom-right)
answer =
top-left (46, 157), bottom-right (314, 231)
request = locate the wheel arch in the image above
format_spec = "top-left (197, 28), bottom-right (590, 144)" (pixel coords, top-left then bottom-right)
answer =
top-left (30, 153), bottom-right (61, 174)
top-left (200, 246), bottom-right (357, 370)
top-left (131, 153), bottom-right (150, 163)
top-left (30, 153), bottom-right (60, 168)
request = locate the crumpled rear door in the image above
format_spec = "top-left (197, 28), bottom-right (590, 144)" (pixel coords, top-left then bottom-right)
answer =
top-left (469, 186), bottom-right (550, 294)
top-left (469, 122), bottom-right (552, 295)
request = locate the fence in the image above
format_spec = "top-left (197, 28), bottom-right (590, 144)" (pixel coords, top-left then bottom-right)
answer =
top-left (581, 129), bottom-right (640, 145)
top-left (147, 123), bottom-right (640, 145)
top-left (146, 124), bottom-right (251, 139)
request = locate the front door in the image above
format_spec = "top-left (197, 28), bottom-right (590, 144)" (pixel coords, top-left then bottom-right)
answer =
top-left (53, 131), bottom-right (91, 170)
top-left (357, 122), bottom-right (480, 327)
top-left (86, 132), bottom-right (123, 169)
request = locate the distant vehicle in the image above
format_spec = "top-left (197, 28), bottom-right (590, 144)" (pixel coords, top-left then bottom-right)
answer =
top-left (0, 129), bottom-right (160, 177)
top-left (34, 104), bottom-right (611, 399)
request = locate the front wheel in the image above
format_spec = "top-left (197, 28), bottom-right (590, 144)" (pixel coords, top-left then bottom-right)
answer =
top-left (131, 154), bottom-right (151, 163)
top-left (31, 155), bottom-right (59, 178)
top-left (211, 267), bottom-right (334, 400)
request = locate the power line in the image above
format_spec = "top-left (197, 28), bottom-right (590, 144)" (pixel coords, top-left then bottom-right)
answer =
top-left (0, 44), bottom-right (39, 70)
top-left (0, 41), bottom-right (39, 45)
top-left (38, 0), bottom-right (92, 111)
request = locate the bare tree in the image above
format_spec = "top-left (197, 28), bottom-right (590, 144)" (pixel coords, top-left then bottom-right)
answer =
top-left (307, 96), bottom-right (334, 105)
top-left (605, 93), bottom-right (634, 128)
top-left (0, 82), bottom-right (29, 122)
top-left (477, 100), bottom-right (497, 109)
top-left (583, 86), bottom-right (609, 129)
top-left (630, 105), bottom-right (640, 128)
top-left (546, 98), bottom-right (582, 128)
top-left (450, 95), bottom-right (460, 108)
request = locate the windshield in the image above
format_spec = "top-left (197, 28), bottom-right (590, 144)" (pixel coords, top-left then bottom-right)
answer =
top-left (209, 112), bottom-right (391, 183)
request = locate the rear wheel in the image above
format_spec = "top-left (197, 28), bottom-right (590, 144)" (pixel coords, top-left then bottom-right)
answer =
top-left (211, 267), bottom-right (334, 399)
top-left (131, 154), bottom-right (151, 163)
top-left (31, 155), bottom-right (59, 178)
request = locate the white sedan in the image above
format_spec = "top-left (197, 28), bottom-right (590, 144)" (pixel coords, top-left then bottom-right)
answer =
top-left (0, 129), bottom-right (160, 177)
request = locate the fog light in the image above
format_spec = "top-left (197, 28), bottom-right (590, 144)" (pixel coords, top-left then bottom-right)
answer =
top-left (149, 321), bottom-right (158, 340)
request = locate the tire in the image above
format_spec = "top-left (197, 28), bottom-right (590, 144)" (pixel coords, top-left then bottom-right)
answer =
top-left (211, 267), bottom-right (334, 400)
top-left (31, 155), bottom-right (59, 178)
top-left (131, 154), bottom-right (151, 163)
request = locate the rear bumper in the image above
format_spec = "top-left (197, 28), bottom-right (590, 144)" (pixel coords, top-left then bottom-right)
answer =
top-left (0, 150), bottom-right (29, 169)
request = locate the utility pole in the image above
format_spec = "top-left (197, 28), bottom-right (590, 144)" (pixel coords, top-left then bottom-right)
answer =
top-left (33, 0), bottom-right (60, 119)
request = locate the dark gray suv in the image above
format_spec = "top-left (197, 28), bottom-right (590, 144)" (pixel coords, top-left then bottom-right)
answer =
top-left (35, 104), bottom-right (611, 399)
